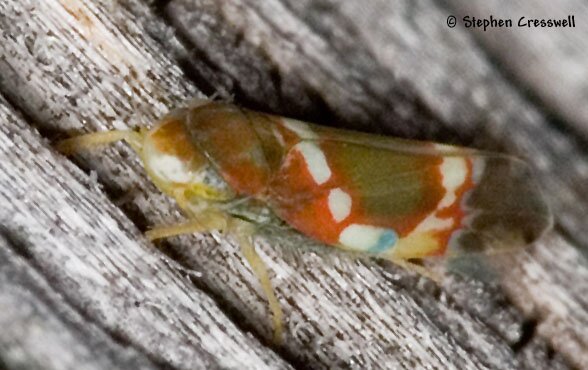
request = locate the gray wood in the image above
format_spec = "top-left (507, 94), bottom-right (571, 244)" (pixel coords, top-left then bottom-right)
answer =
top-left (0, 234), bottom-right (158, 370)
top-left (445, 0), bottom-right (588, 139)
top-left (0, 0), bottom-right (585, 369)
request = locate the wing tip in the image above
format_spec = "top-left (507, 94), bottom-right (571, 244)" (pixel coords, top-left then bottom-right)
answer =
top-left (451, 155), bottom-right (553, 255)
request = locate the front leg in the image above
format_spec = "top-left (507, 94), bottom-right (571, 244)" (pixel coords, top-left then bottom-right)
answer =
top-left (228, 218), bottom-right (284, 345)
top-left (56, 129), bottom-right (144, 154)
top-left (147, 212), bottom-right (284, 344)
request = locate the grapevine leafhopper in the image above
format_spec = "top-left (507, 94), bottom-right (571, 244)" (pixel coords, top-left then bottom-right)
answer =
top-left (57, 99), bottom-right (552, 343)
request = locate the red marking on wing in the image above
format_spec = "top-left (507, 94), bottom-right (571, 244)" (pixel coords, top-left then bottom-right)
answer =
top-left (267, 146), bottom-right (343, 244)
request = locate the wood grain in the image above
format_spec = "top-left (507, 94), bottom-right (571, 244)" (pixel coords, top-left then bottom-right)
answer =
top-left (446, 0), bottom-right (588, 139)
top-left (0, 0), bottom-right (585, 369)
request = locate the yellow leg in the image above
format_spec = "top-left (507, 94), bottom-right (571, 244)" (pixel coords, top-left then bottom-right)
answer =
top-left (56, 130), bottom-right (144, 154)
top-left (145, 211), bottom-right (284, 344)
top-left (229, 219), bottom-right (284, 345)
top-left (146, 211), bottom-right (228, 241)
top-left (389, 257), bottom-right (443, 284)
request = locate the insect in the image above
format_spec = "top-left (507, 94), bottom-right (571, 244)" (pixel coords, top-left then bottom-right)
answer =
top-left (57, 98), bottom-right (552, 344)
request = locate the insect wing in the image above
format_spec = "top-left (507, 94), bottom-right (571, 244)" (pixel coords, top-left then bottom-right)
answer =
top-left (267, 123), bottom-right (552, 261)
top-left (183, 101), bottom-right (551, 262)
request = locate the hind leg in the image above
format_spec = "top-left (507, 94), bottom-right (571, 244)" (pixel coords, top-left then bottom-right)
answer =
top-left (388, 257), bottom-right (442, 283)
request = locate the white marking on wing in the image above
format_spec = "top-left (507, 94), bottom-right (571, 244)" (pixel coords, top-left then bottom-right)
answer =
top-left (328, 188), bottom-right (352, 222)
top-left (295, 142), bottom-right (332, 185)
top-left (404, 157), bottom-right (468, 238)
top-left (282, 118), bottom-right (318, 139)
top-left (413, 213), bottom-right (454, 233)
top-left (438, 157), bottom-right (467, 208)
top-left (339, 224), bottom-right (385, 251)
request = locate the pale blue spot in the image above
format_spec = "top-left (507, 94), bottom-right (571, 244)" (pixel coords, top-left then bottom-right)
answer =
top-left (368, 229), bottom-right (398, 253)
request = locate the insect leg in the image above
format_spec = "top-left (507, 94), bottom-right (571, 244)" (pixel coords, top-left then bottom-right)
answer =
top-left (147, 212), bottom-right (284, 344)
top-left (56, 130), bottom-right (144, 154)
top-left (388, 257), bottom-right (442, 283)
top-left (146, 209), bottom-right (228, 241)
top-left (228, 218), bottom-right (284, 345)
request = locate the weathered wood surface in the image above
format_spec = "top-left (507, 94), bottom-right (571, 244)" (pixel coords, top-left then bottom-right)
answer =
top-left (446, 0), bottom-right (588, 140)
top-left (0, 0), bottom-right (586, 369)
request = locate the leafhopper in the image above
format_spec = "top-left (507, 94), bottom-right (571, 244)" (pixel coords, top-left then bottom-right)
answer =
top-left (58, 99), bottom-right (552, 343)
